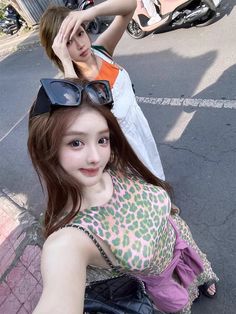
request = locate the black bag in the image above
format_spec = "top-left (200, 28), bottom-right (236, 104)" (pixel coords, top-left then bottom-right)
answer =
top-left (65, 224), bottom-right (155, 314)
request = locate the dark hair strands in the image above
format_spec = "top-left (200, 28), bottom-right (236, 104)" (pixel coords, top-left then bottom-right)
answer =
top-left (28, 106), bottom-right (83, 236)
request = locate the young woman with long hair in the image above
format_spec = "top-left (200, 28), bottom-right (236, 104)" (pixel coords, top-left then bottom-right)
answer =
top-left (29, 78), bottom-right (218, 314)
top-left (39, 0), bottom-right (165, 180)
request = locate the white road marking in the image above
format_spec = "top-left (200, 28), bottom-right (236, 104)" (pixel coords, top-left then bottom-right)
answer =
top-left (136, 96), bottom-right (236, 109)
top-left (0, 111), bottom-right (29, 143)
top-left (165, 111), bottom-right (196, 142)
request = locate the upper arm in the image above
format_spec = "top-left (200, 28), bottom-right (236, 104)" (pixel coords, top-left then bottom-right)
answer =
top-left (33, 228), bottom-right (100, 314)
top-left (94, 13), bottom-right (134, 56)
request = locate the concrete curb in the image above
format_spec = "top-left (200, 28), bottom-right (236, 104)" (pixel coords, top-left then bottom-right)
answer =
top-left (0, 40), bottom-right (40, 57)
top-left (0, 30), bottom-right (40, 58)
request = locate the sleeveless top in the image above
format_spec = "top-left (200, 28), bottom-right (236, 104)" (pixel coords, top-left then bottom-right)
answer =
top-left (92, 46), bottom-right (165, 181)
top-left (71, 170), bottom-right (204, 312)
top-left (72, 170), bottom-right (175, 274)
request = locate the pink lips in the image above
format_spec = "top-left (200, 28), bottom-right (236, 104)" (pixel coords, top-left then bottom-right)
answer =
top-left (80, 168), bottom-right (99, 177)
top-left (80, 49), bottom-right (89, 57)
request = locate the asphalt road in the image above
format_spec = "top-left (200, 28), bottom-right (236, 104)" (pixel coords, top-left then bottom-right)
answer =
top-left (115, 0), bottom-right (236, 100)
top-left (0, 1), bottom-right (236, 313)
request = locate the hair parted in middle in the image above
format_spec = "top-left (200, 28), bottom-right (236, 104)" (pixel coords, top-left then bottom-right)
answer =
top-left (28, 82), bottom-right (172, 237)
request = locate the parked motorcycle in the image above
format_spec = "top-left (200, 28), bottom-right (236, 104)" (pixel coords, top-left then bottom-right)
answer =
top-left (0, 5), bottom-right (26, 35)
top-left (127, 0), bottom-right (222, 39)
top-left (63, 0), bottom-right (101, 34)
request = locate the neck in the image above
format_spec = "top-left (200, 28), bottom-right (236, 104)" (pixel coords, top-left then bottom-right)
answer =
top-left (81, 171), bottom-right (113, 210)
top-left (75, 51), bottom-right (101, 80)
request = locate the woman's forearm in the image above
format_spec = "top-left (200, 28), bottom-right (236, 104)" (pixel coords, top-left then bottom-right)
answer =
top-left (62, 60), bottom-right (77, 78)
top-left (89, 0), bottom-right (136, 18)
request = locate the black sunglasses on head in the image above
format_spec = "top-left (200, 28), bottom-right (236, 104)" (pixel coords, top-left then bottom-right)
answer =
top-left (30, 79), bottom-right (113, 118)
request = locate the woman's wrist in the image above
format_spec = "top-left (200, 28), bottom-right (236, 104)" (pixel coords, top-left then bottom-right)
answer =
top-left (62, 60), bottom-right (77, 78)
top-left (83, 5), bottom-right (97, 21)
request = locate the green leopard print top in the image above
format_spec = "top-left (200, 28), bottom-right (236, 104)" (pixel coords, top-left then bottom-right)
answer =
top-left (72, 170), bottom-right (176, 275)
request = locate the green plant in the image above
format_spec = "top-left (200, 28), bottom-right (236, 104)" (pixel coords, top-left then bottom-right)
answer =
top-left (0, 0), bottom-right (9, 19)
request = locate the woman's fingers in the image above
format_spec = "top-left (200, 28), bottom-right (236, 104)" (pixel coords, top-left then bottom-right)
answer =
top-left (52, 31), bottom-right (71, 61)
top-left (59, 12), bottom-right (82, 39)
top-left (69, 19), bottom-right (82, 39)
top-left (59, 10), bottom-right (96, 40)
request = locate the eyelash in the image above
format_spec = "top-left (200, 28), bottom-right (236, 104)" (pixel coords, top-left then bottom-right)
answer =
top-left (68, 137), bottom-right (110, 148)
top-left (69, 140), bottom-right (83, 148)
top-left (67, 31), bottom-right (84, 45)
top-left (98, 137), bottom-right (110, 145)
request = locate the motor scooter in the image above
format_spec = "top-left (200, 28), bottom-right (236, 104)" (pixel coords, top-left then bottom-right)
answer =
top-left (126, 0), bottom-right (222, 39)
top-left (63, 0), bottom-right (101, 34)
top-left (0, 5), bottom-right (26, 35)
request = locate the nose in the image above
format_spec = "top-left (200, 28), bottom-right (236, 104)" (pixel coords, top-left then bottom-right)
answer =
top-left (74, 36), bottom-right (83, 50)
top-left (87, 144), bottom-right (100, 164)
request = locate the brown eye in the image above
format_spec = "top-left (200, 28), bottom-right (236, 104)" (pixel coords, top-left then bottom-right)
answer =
top-left (98, 137), bottom-right (109, 145)
top-left (69, 140), bottom-right (82, 147)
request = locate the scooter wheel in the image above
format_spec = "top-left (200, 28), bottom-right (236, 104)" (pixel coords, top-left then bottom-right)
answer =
top-left (89, 17), bottom-right (101, 34)
top-left (126, 19), bottom-right (146, 39)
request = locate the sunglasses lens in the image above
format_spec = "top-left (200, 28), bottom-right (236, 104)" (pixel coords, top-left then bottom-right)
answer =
top-left (50, 81), bottom-right (80, 106)
top-left (86, 83), bottom-right (110, 105)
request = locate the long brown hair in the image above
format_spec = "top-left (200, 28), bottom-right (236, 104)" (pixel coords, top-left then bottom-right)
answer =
top-left (39, 5), bottom-right (85, 77)
top-left (28, 101), bottom-right (172, 238)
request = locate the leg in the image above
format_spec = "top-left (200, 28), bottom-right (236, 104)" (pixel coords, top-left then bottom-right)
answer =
top-left (172, 215), bottom-right (219, 301)
top-left (142, 0), bottom-right (158, 17)
top-left (142, 0), bottom-right (161, 25)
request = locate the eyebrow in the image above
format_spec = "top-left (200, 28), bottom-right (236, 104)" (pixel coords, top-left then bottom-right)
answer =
top-left (63, 129), bottom-right (110, 137)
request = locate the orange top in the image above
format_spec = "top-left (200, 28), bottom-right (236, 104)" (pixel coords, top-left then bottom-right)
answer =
top-left (96, 59), bottom-right (119, 88)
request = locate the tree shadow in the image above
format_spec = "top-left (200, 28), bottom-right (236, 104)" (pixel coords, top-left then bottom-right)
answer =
top-left (116, 49), bottom-right (217, 99)
top-left (219, 0), bottom-right (236, 17)
top-left (194, 64), bottom-right (236, 100)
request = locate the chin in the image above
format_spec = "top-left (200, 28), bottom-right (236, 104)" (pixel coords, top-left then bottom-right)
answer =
top-left (80, 177), bottom-right (101, 188)
top-left (78, 171), bottom-right (104, 186)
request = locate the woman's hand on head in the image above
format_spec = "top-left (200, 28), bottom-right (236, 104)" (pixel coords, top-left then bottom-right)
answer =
top-left (52, 31), bottom-right (77, 77)
top-left (59, 9), bottom-right (96, 40)
top-left (52, 31), bottom-right (71, 62)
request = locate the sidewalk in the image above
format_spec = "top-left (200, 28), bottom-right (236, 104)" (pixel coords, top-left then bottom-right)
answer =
top-left (0, 28), bottom-right (40, 57)
top-left (0, 190), bottom-right (42, 313)
top-left (0, 29), bottom-right (44, 313)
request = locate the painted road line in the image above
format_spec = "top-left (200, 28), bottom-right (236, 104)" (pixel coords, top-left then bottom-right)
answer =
top-left (136, 97), bottom-right (236, 109)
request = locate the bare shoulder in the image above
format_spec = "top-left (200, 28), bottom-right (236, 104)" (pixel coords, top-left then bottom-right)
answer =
top-left (45, 226), bottom-right (91, 248)
top-left (33, 228), bottom-right (95, 313)
top-left (42, 227), bottom-right (98, 264)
